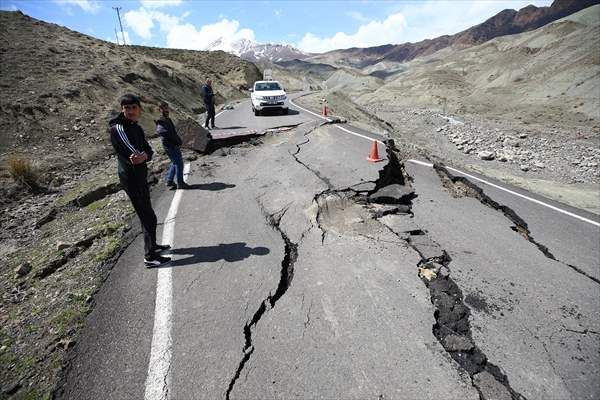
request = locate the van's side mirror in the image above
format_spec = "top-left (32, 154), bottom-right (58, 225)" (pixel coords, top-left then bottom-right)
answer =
top-left (249, 88), bottom-right (253, 92)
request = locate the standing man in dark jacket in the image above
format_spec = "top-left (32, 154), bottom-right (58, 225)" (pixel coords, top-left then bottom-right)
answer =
top-left (156, 101), bottom-right (190, 190)
top-left (202, 78), bottom-right (216, 129)
top-left (109, 94), bottom-right (171, 267)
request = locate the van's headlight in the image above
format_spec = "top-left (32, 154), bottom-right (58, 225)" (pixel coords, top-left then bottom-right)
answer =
top-left (255, 96), bottom-right (264, 100)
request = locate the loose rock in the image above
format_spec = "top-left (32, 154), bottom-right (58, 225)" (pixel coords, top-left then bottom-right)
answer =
top-left (443, 334), bottom-right (475, 352)
top-left (478, 151), bottom-right (495, 160)
top-left (473, 371), bottom-right (512, 400)
top-left (15, 262), bottom-right (32, 277)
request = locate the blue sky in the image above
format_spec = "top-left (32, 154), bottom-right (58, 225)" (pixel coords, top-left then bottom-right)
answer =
top-left (0, 0), bottom-right (553, 53)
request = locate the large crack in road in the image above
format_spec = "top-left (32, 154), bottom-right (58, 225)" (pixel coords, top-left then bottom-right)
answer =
top-left (225, 204), bottom-right (299, 400)
top-left (378, 145), bottom-right (527, 400)
top-left (433, 164), bottom-right (599, 286)
top-left (309, 140), bottom-right (528, 400)
top-left (289, 121), bottom-right (335, 191)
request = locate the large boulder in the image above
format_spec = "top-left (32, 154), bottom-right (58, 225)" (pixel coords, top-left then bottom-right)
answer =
top-left (176, 117), bottom-right (212, 153)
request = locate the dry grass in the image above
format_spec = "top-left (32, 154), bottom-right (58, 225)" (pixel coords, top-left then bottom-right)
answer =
top-left (7, 154), bottom-right (39, 189)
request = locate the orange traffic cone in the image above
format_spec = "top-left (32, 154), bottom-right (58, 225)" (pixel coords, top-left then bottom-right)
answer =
top-left (367, 140), bottom-right (384, 163)
top-left (322, 104), bottom-right (328, 116)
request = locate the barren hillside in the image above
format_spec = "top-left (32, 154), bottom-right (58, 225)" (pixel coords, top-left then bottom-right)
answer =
top-left (305, 0), bottom-right (599, 69)
top-left (0, 11), bottom-right (261, 180)
top-left (358, 5), bottom-right (600, 126)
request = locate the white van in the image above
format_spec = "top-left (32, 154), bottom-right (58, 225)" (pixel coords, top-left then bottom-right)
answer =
top-left (250, 80), bottom-right (288, 116)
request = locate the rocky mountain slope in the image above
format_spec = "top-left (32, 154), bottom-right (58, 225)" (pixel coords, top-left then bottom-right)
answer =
top-left (232, 39), bottom-right (309, 62)
top-left (306, 0), bottom-right (599, 69)
top-left (359, 6), bottom-right (600, 126)
top-left (254, 59), bottom-right (339, 92)
top-left (0, 11), bottom-right (260, 180)
top-left (204, 37), bottom-right (309, 63)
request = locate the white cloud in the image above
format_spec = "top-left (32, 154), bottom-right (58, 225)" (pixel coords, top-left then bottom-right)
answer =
top-left (123, 8), bottom-right (155, 39)
top-left (123, 8), bottom-right (180, 40)
top-left (140, 0), bottom-right (183, 8)
top-left (298, 13), bottom-right (407, 53)
top-left (122, 5), bottom-right (254, 51)
top-left (1, 4), bottom-right (18, 11)
top-left (166, 18), bottom-right (255, 51)
top-left (53, 0), bottom-right (100, 13)
top-left (347, 11), bottom-right (369, 23)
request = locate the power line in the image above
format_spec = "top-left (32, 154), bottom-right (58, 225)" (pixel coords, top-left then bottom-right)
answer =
top-left (112, 7), bottom-right (126, 45)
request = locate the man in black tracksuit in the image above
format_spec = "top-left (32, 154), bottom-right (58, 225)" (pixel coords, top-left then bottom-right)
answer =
top-left (202, 78), bottom-right (216, 129)
top-left (109, 94), bottom-right (171, 267)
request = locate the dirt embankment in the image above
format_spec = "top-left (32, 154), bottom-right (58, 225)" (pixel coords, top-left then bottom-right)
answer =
top-left (0, 10), bottom-right (260, 399)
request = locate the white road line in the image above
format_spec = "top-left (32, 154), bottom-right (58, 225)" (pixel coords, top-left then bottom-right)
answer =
top-left (144, 163), bottom-right (190, 400)
top-left (290, 97), bottom-right (599, 227)
top-left (441, 165), bottom-right (600, 227)
top-left (290, 97), bottom-right (332, 122)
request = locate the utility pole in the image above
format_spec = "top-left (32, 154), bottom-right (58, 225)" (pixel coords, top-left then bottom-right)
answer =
top-left (112, 7), bottom-right (126, 45)
top-left (114, 27), bottom-right (120, 45)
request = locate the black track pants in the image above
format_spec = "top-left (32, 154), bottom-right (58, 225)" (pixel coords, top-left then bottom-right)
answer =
top-left (120, 172), bottom-right (157, 258)
top-left (205, 103), bottom-right (215, 128)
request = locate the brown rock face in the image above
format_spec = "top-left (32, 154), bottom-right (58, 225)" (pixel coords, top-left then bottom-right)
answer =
top-left (314, 0), bottom-right (599, 67)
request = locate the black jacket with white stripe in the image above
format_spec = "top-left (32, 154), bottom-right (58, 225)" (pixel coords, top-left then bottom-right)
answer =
top-left (109, 113), bottom-right (154, 176)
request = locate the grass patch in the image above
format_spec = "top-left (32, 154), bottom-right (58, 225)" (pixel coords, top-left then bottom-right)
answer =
top-left (24, 324), bottom-right (39, 335)
top-left (56, 175), bottom-right (119, 206)
top-left (85, 197), bottom-right (110, 211)
top-left (15, 355), bottom-right (36, 375)
top-left (94, 234), bottom-right (121, 263)
top-left (51, 308), bottom-right (86, 336)
top-left (7, 154), bottom-right (39, 189)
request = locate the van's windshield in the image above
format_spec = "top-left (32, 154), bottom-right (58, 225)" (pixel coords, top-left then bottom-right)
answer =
top-left (255, 82), bottom-right (282, 91)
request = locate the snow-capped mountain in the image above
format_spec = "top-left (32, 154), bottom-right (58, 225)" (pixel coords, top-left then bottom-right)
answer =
top-left (204, 37), bottom-right (309, 62)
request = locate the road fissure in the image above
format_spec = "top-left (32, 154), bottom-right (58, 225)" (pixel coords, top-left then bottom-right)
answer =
top-left (289, 121), bottom-right (337, 190)
top-left (434, 164), bottom-right (599, 286)
top-left (226, 204), bottom-right (299, 399)
top-left (367, 143), bottom-right (527, 400)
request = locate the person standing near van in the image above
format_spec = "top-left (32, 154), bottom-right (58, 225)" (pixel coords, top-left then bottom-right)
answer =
top-left (109, 94), bottom-right (171, 267)
top-left (202, 78), bottom-right (216, 129)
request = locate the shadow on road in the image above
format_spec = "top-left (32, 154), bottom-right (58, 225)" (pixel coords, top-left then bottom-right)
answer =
top-left (215, 126), bottom-right (246, 130)
top-left (166, 242), bottom-right (270, 266)
top-left (259, 109), bottom-right (300, 116)
top-left (183, 182), bottom-right (236, 191)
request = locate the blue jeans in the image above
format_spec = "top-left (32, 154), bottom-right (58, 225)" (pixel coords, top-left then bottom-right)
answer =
top-left (165, 146), bottom-right (184, 185)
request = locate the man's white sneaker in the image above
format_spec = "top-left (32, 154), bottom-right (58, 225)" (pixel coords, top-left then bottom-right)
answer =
top-left (144, 255), bottom-right (171, 267)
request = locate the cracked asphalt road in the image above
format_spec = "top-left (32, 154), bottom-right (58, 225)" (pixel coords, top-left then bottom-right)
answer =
top-left (61, 96), bottom-right (599, 400)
